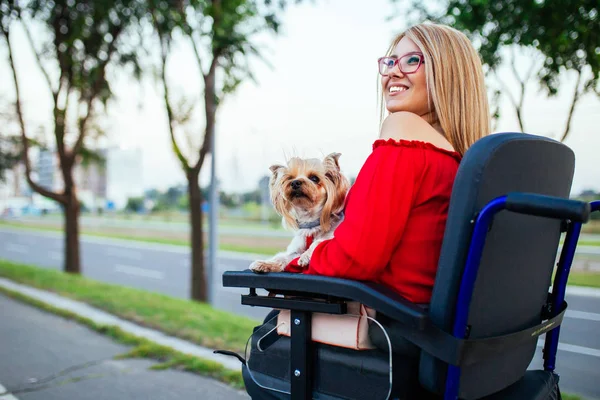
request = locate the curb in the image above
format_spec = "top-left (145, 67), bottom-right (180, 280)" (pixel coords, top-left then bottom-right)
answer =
top-left (0, 277), bottom-right (242, 371)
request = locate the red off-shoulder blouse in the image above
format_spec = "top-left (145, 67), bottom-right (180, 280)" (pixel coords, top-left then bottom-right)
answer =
top-left (285, 139), bottom-right (462, 304)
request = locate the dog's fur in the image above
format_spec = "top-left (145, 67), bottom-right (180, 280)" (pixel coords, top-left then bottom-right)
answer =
top-left (249, 153), bottom-right (350, 273)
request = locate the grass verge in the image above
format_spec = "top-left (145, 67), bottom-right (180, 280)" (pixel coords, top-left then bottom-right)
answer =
top-left (0, 286), bottom-right (245, 389)
top-left (565, 271), bottom-right (600, 289)
top-left (0, 259), bottom-right (258, 354)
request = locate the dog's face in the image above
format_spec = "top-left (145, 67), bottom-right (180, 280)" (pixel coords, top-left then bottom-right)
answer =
top-left (269, 153), bottom-right (350, 231)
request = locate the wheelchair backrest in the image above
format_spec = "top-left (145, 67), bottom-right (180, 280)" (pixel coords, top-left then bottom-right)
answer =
top-left (419, 132), bottom-right (575, 399)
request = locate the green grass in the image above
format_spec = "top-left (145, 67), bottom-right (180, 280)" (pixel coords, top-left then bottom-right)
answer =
top-left (0, 221), bottom-right (280, 255)
top-left (0, 286), bottom-right (245, 389)
top-left (0, 259), bottom-right (258, 354)
top-left (561, 394), bottom-right (583, 400)
top-left (578, 240), bottom-right (600, 247)
top-left (565, 271), bottom-right (600, 289)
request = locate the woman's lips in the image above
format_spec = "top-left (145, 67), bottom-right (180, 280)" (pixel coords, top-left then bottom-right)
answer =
top-left (388, 85), bottom-right (409, 96)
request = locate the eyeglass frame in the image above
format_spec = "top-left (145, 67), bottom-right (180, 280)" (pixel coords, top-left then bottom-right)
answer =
top-left (377, 52), bottom-right (425, 76)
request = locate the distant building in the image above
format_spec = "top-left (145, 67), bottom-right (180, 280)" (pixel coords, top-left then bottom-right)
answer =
top-left (0, 163), bottom-right (33, 215)
top-left (37, 149), bottom-right (58, 192)
top-left (24, 146), bottom-right (143, 212)
top-left (105, 147), bottom-right (144, 210)
top-left (75, 149), bottom-right (108, 211)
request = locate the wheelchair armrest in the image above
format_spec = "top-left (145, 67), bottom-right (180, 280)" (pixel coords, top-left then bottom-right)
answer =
top-left (506, 192), bottom-right (590, 222)
top-left (222, 270), bottom-right (428, 330)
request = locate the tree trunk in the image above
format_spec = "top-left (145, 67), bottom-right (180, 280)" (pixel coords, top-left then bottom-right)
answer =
top-left (64, 189), bottom-right (81, 274)
top-left (188, 168), bottom-right (207, 302)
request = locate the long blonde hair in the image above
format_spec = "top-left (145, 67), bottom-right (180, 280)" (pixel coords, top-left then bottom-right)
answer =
top-left (378, 23), bottom-right (491, 155)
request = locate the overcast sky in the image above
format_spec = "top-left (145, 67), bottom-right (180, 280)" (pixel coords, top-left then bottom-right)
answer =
top-left (2, 0), bottom-right (598, 196)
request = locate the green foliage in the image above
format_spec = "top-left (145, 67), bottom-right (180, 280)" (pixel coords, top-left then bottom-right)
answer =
top-left (125, 196), bottom-right (145, 213)
top-left (219, 191), bottom-right (238, 208)
top-left (393, 0), bottom-right (599, 138)
top-left (0, 134), bottom-right (20, 182)
top-left (576, 189), bottom-right (600, 220)
top-left (22, 0), bottom-right (144, 105)
top-left (396, 0), bottom-right (599, 91)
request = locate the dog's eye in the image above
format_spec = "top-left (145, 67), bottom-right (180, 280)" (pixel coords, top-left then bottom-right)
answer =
top-left (309, 175), bottom-right (320, 183)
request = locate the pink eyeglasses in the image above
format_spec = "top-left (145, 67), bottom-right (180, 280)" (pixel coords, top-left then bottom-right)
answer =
top-left (378, 52), bottom-right (425, 76)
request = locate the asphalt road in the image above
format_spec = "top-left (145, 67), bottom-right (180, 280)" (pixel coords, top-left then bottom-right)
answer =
top-left (1, 227), bottom-right (599, 399)
top-left (0, 293), bottom-right (249, 400)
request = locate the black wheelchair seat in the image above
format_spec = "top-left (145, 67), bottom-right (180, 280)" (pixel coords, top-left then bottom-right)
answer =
top-left (219, 132), bottom-right (595, 400)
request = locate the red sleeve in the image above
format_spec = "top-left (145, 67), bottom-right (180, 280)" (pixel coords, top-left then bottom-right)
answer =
top-left (298, 140), bottom-right (423, 281)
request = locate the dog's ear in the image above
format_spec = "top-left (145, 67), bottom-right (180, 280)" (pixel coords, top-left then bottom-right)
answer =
top-left (323, 153), bottom-right (342, 184)
top-left (323, 153), bottom-right (341, 172)
top-left (321, 153), bottom-right (349, 230)
top-left (269, 164), bottom-right (285, 175)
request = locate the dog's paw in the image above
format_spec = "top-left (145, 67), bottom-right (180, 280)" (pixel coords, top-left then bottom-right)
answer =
top-left (297, 253), bottom-right (311, 267)
top-left (249, 260), bottom-right (285, 273)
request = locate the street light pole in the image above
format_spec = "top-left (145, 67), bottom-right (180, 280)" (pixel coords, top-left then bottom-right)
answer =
top-left (208, 126), bottom-right (218, 305)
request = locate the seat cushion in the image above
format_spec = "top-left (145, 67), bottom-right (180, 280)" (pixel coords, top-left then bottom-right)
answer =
top-left (245, 323), bottom-right (431, 400)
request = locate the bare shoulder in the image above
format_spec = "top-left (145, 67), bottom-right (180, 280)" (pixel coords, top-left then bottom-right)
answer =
top-left (379, 112), bottom-right (454, 152)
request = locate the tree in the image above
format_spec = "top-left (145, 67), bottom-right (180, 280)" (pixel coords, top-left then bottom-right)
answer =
top-left (0, 135), bottom-right (20, 183)
top-left (0, 0), bottom-right (143, 273)
top-left (146, 0), bottom-right (304, 302)
top-left (392, 0), bottom-right (600, 141)
top-left (125, 196), bottom-right (144, 213)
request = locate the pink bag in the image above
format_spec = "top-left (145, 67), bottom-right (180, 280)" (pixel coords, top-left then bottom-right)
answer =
top-left (276, 302), bottom-right (377, 350)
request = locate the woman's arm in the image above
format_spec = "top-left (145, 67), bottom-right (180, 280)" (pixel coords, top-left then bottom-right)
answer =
top-left (300, 137), bottom-right (425, 281)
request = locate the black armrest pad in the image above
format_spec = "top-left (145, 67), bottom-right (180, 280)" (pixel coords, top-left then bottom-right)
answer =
top-left (223, 270), bottom-right (428, 329)
top-left (506, 192), bottom-right (590, 222)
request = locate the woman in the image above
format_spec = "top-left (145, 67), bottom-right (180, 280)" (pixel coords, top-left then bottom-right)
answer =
top-left (284, 22), bottom-right (491, 304)
top-left (243, 22), bottom-right (491, 400)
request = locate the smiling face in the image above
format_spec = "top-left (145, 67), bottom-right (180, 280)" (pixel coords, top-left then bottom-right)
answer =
top-left (381, 36), bottom-right (431, 117)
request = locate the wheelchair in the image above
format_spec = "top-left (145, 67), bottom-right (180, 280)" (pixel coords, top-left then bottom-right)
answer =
top-left (217, 132), bottom-right (598, 400)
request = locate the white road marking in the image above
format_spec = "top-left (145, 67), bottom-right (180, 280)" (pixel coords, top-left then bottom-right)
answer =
top-left (4, 243), bottom-right (27, 253)
top-left (0, 383), bottom-right (19, 400)
top-left (566, 310), bottom-right (600, 322)
top-left (565, 286), bottom-right (600, 299)
top-left (538, 340), bottom-right (600, 358)
top-left (114, 264), bottom-right (164, 280)
top-left (106, 248), bottom-right (142, 261)
top-left (218, 285), bottom-right (271, 296)
top-left (0, 227), bottom-right (275, 258)
top-left (577, 245), bottom-right (600, 255)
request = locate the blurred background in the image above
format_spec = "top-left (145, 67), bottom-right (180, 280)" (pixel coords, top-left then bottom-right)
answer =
top-left (0, 0), bottom-right (599, 398)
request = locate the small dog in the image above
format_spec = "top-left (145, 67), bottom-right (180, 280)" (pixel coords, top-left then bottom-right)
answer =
top-left (249, 152), bottom-right (350, 273)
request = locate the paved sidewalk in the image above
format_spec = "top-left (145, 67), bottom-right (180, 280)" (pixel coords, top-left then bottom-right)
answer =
top-left (0, 277), bottom-right (241, 370)
top-left (0, 293), bottom-right (249, 400)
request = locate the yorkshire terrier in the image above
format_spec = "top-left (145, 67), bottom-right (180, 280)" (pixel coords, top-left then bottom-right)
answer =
top-left (249, 153), bottom-right (350, 273)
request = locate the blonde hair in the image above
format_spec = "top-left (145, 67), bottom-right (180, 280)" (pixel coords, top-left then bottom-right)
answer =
top-left (378, 22), bottom-right (491, 156)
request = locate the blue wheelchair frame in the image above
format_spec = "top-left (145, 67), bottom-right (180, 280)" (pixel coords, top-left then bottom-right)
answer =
top-left (221, 196), bottom-right (595, 400)
top-left (444, 198), bottom-right (598, 400)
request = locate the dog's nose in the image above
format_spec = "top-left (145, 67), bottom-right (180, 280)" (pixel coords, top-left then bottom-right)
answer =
top-left (291, 180), bottom-right (302, 190)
